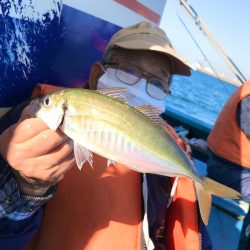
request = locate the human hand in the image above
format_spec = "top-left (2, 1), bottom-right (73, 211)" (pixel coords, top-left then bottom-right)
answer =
top-left (189, 138), bottom-right (208, 151)
top-left (0, 107), bottom-right (75, 196)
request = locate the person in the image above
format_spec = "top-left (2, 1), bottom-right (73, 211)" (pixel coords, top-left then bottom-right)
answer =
top-left (206, 80), bottom-right (250, 202)
top-left (0, 22), bottom-right (211, 250)
top-left (206, 80), bottom-right (250, 247)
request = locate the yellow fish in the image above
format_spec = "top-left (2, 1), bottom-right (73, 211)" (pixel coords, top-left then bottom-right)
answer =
top-left (29, 88), bottom-right (240, 225)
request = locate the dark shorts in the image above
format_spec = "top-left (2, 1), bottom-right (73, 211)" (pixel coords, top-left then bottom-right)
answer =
top-left (207, 150), bottom-right (250, 203)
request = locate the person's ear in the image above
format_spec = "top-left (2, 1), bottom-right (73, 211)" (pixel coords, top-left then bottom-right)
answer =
top-left (88, 62), bottom-right (105, 90)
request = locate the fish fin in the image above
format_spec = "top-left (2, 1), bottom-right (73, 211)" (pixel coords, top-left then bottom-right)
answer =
top-left (135, 105), bottom-right (167, 129)
top-left (203, 177), bottom-right (241, 199)
top-left (107, 159), bottom-right (115, 167)
top-left (74, 142), bottom-right (93, 170)
top-left (194, 181), bottom-right (212, 225)
top-left (195, 177), bottom-right (241, 225)
top-left (97, 88), bottom-right (128, 103)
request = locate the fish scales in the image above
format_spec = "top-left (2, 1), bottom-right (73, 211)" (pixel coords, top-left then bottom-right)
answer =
top-left (60, 89), bottom-right (195, 178)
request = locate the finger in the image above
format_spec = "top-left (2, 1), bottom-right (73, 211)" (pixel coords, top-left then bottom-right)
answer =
top-left (32, 139), bottom-right (74, 171)
top-left (27, 152), bottom-right (75, 184)
top-left (10, 118), bottom-right (59, 143)
top-left (18, 129), bottom-right (70, 157)
top-left (14, 139), bottom-right (74, 175)
top-left (48, 152), bottom-right (75, 180)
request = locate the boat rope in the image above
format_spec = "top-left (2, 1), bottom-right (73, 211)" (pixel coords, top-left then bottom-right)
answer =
top-left (178, 0), bottom-right (246, 84)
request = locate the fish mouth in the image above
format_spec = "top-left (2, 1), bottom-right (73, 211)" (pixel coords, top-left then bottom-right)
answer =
top-left (29, 99), bottom-right (41, 117)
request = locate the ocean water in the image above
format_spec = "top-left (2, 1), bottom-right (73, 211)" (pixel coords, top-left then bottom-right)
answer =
top-left (166, 70), bottom-right (238, 128)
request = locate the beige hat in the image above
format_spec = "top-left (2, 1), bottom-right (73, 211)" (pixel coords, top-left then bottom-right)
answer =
top-left (105, 22), bottom-right (191, 76)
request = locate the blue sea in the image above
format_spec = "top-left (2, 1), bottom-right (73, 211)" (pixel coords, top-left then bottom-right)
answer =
top-left (166, 70), bottom-right (238, 129)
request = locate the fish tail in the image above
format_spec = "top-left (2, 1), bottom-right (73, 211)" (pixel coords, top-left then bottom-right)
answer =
top-left (194, 177), bottom-right (241, 225)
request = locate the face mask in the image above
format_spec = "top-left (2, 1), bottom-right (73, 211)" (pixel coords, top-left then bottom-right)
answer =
top-left (97, 68), bottom-right (166, 113)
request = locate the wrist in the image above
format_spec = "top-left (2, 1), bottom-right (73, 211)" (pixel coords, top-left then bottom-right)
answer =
top-left (12, 170), bottom-right (52, 196)
top-left (17, 178), bottom-right (50, 196)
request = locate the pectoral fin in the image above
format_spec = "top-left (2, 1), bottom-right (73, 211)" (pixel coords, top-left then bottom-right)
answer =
top-left (74, 142), bottom-right (93, 170)
top-left (107, 159), bottom-right (115, 167)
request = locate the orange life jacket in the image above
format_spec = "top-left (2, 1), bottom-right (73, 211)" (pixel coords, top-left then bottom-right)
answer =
top-left (164, 177), bottom-right (200, 250)
top-left (207, 80), bottom-right (250, 168)
top-left (25, 84), bottom-right (200, 250)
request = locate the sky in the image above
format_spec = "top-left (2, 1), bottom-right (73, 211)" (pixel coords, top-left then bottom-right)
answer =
top-left (160, 0), bottom-right (250, 83)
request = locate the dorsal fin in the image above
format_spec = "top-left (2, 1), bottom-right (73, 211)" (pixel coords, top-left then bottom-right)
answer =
top-left (96, 88), bottom-right (128, 103)
top-left (135, 105), bottom-right (167, 130)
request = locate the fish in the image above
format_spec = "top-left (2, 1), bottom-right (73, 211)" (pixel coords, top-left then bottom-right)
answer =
top-left (29, 87), bottom-right (241, 225)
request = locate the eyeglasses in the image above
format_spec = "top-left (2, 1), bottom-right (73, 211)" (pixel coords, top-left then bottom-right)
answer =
top-left (102, 62), bottom-right (172, 100)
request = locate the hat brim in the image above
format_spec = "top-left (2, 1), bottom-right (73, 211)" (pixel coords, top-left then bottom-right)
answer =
top-left (113, 40), bottom-right (192, 76)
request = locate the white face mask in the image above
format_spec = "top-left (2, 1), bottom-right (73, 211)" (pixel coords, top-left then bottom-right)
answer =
top-left (97, 68), bottom-right (166, 113)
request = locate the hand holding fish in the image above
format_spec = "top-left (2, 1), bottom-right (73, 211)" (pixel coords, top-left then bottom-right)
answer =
top-left (0, 106), bottom-right (75, 196)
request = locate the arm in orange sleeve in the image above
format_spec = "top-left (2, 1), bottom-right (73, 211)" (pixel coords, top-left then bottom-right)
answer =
top-left (30, 83), bottom-right (64, 99)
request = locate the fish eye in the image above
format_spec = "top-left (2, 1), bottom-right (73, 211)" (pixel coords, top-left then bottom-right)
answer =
top-left (44, 98), bottom-right (50, 106)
